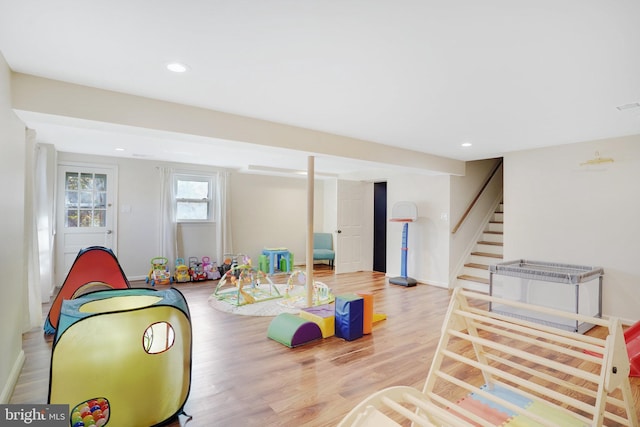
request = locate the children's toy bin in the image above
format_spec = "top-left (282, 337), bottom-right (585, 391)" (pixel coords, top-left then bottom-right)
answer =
top-left (489, 260), bottom-right (603, 334)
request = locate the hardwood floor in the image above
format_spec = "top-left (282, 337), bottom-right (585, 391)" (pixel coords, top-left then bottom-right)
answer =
top-left (10, 267), bottom-right (640, 426)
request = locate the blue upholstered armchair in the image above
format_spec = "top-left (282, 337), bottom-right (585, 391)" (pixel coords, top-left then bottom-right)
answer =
top-left (313, 232), bottom-right (335, 269)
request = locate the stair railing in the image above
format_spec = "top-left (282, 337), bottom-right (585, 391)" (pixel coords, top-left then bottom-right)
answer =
top-left (451, 158), bottom-right (503, 234)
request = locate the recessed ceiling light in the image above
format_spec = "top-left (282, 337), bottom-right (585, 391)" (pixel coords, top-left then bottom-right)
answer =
top-left (166, 62), bottom-right (189, 73)
top-left (461, 142), bottom-right (472, 148)
top-left (115, 147), bottom-right (125, 151)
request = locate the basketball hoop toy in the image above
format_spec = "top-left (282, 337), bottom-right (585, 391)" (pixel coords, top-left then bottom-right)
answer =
top-left (389, 201), bottom-right (417, 287)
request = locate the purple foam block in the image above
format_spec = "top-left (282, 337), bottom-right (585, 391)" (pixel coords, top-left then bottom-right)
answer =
top-left (291, 321), bottom-right (322, 347)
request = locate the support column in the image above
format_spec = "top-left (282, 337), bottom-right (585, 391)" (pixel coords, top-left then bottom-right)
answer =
top-left (306, 156), bottom-right (314, 307)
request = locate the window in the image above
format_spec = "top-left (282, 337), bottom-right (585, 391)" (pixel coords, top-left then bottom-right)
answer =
top-left (64, 171), bottom-right (108, 227)
top-left (174, 174), bottom-right (215, 222)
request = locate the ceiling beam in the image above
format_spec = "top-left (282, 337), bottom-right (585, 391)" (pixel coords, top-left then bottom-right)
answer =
top-left (11, 72), bottom-right (464, 175)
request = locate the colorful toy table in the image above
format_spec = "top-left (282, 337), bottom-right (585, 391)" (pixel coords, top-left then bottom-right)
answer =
top-left (262, 247), bottom-right (290, 275)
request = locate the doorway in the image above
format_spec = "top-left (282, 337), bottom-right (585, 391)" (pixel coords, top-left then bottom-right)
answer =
top-left (335, 180), bottom-right (365, 273)
top-left (373, 182), bottom-right (387, 273)
top-left (55, 163), bottom-right (118, 285)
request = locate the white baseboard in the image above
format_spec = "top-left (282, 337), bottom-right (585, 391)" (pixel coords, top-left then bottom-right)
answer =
top-left (385, 274), bottom-right (449, 289)
top-left (0, 349), bottom-right (25, 404)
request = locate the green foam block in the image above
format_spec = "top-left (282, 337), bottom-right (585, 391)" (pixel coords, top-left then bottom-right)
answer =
top-left (267, 313), bottom-right (322, 348)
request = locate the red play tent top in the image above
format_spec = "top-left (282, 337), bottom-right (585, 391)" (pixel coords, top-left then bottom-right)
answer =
top-left (44, 246), bottom-right (130, 334)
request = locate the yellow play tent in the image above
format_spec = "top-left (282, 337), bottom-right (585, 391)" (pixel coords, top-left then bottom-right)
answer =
top-left (48, 288), bottom-right (192, 426)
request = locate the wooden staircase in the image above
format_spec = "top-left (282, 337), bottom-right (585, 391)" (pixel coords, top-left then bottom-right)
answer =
top-left (456, 202), bottom-right (503, 292)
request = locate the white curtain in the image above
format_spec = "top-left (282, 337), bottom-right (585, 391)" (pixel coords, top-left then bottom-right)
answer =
top-left (35, 144), bottom-right (55, 302)
top-left (159, 167), bottom-right (177, 266)
top-left (25, 135), bottom-right (53, 330)
top-left (215, 171), bottom-right (232, 262)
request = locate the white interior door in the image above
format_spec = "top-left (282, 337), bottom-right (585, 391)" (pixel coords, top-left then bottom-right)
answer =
top-left (336, 180), bottom-right (364, 273)
top-left (55, 163), bottom-right (118, 286)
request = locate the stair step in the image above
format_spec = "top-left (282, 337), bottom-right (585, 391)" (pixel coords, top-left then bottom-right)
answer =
top-left (477, 240), bottom-right (503, 246)
top-left (471, 252), bottom-right (503, 259)
top-left (483, 231), bottom-right (503, 235)
top-left (457, 274), bottom-right (489, 285)
top-left (465, 262), bottom-right (489, 270)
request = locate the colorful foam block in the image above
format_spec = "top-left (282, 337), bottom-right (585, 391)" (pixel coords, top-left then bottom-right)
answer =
top-left (356, 291), bottom-right (374, 334)
top-left (454, 396), bottom-right (511, 426)
top-left (335, 294), bottom-right (364, 341)
top-left (470, 384), bottom-right (532, 417)
top-left (300, 304), bottom-right (335, 338)
top-left (267, 313), bottom-right (322, 348)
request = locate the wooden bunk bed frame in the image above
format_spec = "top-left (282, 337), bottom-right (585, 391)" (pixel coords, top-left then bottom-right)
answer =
top-left (338, 288), bottom-right (638, 427)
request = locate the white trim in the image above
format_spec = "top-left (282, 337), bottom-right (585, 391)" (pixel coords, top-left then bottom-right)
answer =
top-left (0, 350), bottom-right (25, 404)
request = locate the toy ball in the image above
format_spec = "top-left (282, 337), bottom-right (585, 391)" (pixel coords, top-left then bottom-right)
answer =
top-left (71, 411), bottom-right (83, 422)
top-left (95, 419), bottom-right (107, 427)
top-left (72, 422), bottom-right (84, 427)
top-left (82, 414), bottom-right (96, 425)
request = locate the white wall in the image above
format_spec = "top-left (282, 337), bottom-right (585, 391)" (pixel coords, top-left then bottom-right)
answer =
top-left (0, 52), bottom-right (27, 402)
top-left (230, 173), bottom-right (325, 267)
top-left (504, 136), bottom-right (640, 323)
top-left (321, 179), bottom-right (338, 235)
top-left (387, 174), bottom-right (451, 287)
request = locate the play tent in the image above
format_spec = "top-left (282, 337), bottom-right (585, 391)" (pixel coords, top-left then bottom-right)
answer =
top-left (48, 287), bottom-right (192, 427)
top-left (44, 246), bottom-right (130, 334)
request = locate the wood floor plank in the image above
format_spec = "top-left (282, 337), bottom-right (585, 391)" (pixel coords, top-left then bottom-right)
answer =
top-left (9, 267), bottom-right (640, 426)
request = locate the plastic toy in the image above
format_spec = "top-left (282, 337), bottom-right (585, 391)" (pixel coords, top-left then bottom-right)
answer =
top-left (220, 256), bottom-right (233, 276)
top-left (202, 256), bottom-right (221, 280)
top-left (277, 270), bottom-right (334, 308)
top-left (389, 201), bottom-right (418, 287)
top-left (188, 257), bottom-right (207, 281)
top-left (174, 258), bottom-right (190, 283)
top-left (146, 256), bottom-right (172, 286)
top-left (222, 253), bottom-right (248, 277)
top-left (213, 257), bottom-right (280, 306)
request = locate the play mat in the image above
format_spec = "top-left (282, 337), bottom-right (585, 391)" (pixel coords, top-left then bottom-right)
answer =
top-left (210, 268), bottom-right (334, 316)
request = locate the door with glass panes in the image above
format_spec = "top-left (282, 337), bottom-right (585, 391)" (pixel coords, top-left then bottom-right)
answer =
top-left (55, 164), bottom-right (118, 286)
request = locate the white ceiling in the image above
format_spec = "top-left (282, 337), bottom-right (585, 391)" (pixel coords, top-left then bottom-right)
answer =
top-left (1, 0), bottom-right (639, 177)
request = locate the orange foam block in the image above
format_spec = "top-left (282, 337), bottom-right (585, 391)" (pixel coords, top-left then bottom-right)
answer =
top-left (356, 292), bottom-right (374, 334)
